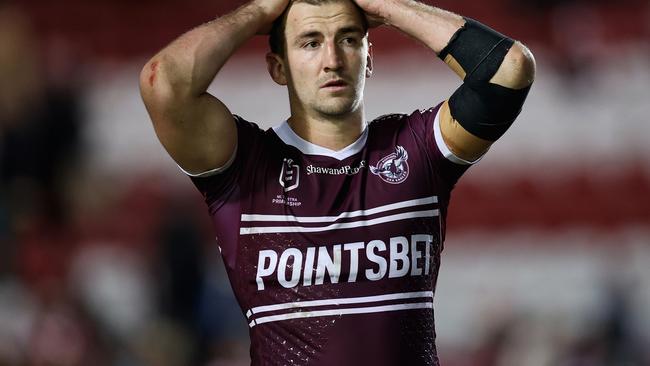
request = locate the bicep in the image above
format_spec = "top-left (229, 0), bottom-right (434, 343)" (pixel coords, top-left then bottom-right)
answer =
top-left (438, 100), bottom-right (492, 162)
top-left (140, 67), bottom-right (237, 175)
top-left (158, 94), bottom-right (237, 175)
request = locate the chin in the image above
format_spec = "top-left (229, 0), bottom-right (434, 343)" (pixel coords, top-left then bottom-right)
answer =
top-left (316, 98), bottom-right (360, 117)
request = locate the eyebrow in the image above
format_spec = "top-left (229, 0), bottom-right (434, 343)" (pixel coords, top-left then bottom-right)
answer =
top-left (294, 25), bottom-right (366, 44)
top-left (337, 26), bottom-right (365, 36)
top-left (295, 31), bottom-right (323, 43)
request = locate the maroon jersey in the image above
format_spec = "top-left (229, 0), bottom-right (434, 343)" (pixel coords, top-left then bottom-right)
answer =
top-left (188, 104), bottom-right (473, 365)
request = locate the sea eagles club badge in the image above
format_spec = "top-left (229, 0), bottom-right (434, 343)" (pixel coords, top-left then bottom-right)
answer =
top-left (370, 146), bottom-right (410, 184)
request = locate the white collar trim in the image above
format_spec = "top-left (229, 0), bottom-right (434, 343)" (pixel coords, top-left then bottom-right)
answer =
top-left (273, 120), bottom-right (368, 161)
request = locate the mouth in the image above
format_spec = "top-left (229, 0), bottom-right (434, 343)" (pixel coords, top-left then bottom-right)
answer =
top-left (321, 79), bottom-right (349, 90)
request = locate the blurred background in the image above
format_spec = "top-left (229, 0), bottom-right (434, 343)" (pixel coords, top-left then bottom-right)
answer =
top-left (1, 0), bottom-right (649, 365)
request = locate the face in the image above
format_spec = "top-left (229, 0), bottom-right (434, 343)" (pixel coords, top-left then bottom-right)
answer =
top-left (267, 0), bottom-right (372, 118)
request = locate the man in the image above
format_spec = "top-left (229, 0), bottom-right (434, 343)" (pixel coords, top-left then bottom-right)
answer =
top-left (140, 0), bottom-right (535, 364)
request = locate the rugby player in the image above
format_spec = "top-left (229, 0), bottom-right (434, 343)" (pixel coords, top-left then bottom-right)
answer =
top-left (140, 0), bottom-right (535, 364)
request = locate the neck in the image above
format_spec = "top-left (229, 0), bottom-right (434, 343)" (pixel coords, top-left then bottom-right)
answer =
top-left (287, 106), bottom-right (366, 151)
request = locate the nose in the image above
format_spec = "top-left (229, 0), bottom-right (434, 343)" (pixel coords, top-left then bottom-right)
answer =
top-left (323, 40), bottom-right (343, 72)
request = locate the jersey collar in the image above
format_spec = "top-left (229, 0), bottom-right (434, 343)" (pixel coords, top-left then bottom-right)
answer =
top-left (272, 120), bottom-right (368, 161)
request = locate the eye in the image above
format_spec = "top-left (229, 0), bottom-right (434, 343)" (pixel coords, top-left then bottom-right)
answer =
top-left (342, 37), bottom-right (357, 46)
top-left (304, 41), bottom-right (320, 49)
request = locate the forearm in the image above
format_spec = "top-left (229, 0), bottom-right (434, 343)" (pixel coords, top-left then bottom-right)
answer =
top-left (142, 2), bottom-right (269, 98)
top-left (378, 0), bottom-right (534, 89)
top-left (379, 0), bottom-right (464, 55)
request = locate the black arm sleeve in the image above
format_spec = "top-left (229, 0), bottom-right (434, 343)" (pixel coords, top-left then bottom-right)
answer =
top-left (440, 18), bottom-right (532, 141)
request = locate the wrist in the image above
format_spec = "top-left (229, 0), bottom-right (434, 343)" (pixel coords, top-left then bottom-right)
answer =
top-left (234, 2), bottom-right (271, 35)
top-left (376, 0), bottom-right (409, 27)
top-left (250, 1), bottom-right (284, 24)
top-left (249, 1), bottom-right (288, 35)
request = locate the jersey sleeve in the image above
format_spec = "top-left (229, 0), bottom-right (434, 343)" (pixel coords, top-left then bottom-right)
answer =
top-left (186, 115), bottom-right (264, 214)
top-left (403, 104), bottom-right (477, 191)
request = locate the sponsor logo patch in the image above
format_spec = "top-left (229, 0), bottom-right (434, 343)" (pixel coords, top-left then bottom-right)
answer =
top-left (279, 158), bottom-right (300, 192)
top-left (305, 160), bottom-right (366, 176)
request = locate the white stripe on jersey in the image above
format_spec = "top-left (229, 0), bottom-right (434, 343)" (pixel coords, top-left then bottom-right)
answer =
top-left (246, 290), bottom-right (434, 317)
top-left (239, 209), bottom-right (439, 235)
top-left (250, 303), bottom-right (433, 327)
top-left (245, 291), bottom-right (434, 328)
top-left (241, 196), bottom-right (438, 223)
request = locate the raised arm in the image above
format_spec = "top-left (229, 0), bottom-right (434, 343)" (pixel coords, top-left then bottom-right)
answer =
top-left (139, 0), bottom-right (288, 175)
top-left (355, 0), bottom-right (536, 162)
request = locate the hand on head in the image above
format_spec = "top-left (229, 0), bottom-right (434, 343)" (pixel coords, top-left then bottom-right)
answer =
top-left (253, 0), bottom-right (290, 34)
top-left (351, 0), bottom-right (387, 28)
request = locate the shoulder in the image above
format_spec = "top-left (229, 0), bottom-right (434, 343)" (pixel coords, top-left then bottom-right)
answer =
top-left (368, 104), bottom-right (443, 132)
top-left (233, 114), bottom-right (264, 132)
top-left (367, 113), bottom-right (408, 137)
top-left (232, 114), bottom-right (281, 145)
top-left (368, 113), bottom-right (408, 127)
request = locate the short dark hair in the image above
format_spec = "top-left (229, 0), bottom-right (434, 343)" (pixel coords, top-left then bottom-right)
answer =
top-left (268, 0), bottom-right (369, 56)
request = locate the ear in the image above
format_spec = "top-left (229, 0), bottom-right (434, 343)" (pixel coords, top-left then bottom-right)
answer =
top-left (365, 42), bottom-right (373, 78)
top-left (266, 52), bottom-right (287, 85)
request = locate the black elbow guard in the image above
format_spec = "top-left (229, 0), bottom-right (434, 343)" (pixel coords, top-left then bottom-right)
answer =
top-left (448, 81), bottom-right (531, 141)
top-left (440, 18), bottom-right (531, 141)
